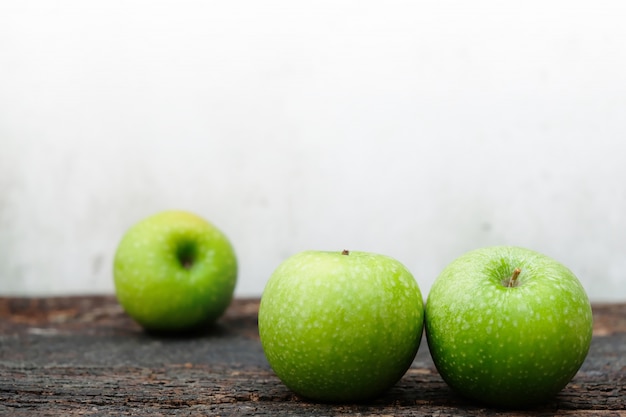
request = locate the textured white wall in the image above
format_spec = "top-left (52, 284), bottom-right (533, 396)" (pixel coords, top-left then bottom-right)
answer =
top-left (1, 1), bottom-right (625, 301)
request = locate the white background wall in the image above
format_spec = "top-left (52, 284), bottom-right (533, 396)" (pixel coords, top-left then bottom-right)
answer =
top-left (1, 1), bottom-right (625, 301)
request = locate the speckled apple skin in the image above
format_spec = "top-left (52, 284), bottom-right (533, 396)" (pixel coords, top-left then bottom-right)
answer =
top-left (113, 210), bottom-right (237, 331)
top-left (258, 250), bottom-right (424, 402)
top-left (425, 246), bottom-right (593, 408)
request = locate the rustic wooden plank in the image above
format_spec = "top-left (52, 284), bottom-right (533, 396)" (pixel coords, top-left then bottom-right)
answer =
top-left (0, 297), bottom-right (625, 416)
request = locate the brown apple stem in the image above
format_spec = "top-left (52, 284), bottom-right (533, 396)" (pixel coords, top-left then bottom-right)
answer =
top-left (508, 268), bottom-right (521, 287)
top-left (341, 249), bottom-right (350, 255)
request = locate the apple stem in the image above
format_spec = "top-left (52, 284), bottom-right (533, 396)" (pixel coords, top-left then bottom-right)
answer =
top-left (508, 268), bottom-right (521, 287)
top-left (341, 250), bottom-right (350, 255)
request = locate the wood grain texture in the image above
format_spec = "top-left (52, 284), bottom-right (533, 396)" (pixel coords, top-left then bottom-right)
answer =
top-left (1, 297), bottom-right (625, 416)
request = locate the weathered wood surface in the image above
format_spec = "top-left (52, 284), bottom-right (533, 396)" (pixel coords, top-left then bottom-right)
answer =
top-left (0, 296), bottom-right (625, 416)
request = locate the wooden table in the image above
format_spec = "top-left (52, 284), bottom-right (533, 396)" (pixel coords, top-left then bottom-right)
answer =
top-left (1, 297), bottom-right (624, 416)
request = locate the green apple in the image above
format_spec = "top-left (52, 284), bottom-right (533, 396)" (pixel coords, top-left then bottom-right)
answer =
top-left (258, 250), bottom-right (424, 402)
top-left (425, 246), bottom-right (593, 408)
top-left (113, 210), bottom-right (237, 332)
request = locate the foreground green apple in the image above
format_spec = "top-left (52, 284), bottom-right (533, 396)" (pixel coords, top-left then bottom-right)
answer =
top-left (425, 246), bottom-right (593, 408)
top-left (258, 250), bottom-right (424, 402)
top-left (113, 210), bottom-right (237, 332)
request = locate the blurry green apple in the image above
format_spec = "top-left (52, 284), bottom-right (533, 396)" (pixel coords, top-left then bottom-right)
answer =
top-left (113, 210), bottom-right (237, 332)
top-left (259, 250), bottom-right (424, 402)
top-left (425, 246), bottom-right (593, 408)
